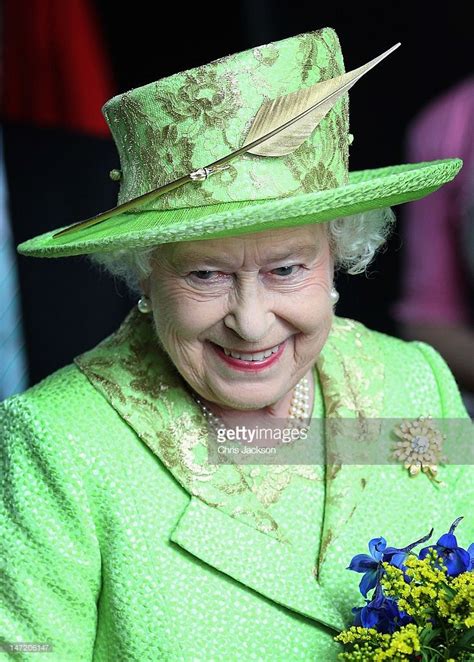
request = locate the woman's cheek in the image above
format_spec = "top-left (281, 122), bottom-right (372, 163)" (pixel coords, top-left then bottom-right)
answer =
top-left (280, 286), bottom-right (332, 335)
top-left (154, 298), bottom-right (220, 342)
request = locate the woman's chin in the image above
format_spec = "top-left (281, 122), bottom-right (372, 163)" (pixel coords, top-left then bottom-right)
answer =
top-left (205, 383), bottom-right (283, 412)
top-left (215, 394), bottom-right (274, 412)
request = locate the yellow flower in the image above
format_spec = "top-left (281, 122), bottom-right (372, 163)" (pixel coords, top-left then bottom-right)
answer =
top-left (374, 624), bottom-right (422, 661)
top-left (436, 571), bottom-right (474, 629)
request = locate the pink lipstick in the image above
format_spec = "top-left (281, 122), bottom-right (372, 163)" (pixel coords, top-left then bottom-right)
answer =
top-left (210, 339), bottom-right (287, 372)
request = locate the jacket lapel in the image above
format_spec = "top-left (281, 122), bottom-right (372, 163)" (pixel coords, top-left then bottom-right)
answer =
top-left (169, 495), bottom-right (345, 631)
top-left (74, 307), bottom-right (384, 632)
top-left (315, 318), bottom-right (384, 576)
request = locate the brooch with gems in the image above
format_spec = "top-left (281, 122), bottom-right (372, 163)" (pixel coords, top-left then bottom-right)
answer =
top-left (392, 416), bottom-right (447, 484)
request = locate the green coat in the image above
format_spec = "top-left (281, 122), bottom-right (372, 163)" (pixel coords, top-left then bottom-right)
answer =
top-left (1, 307), bottom-right (472, 661)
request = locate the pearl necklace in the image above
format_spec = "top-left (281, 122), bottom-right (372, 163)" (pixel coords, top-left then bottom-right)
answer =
top-left (191, 375), bottom-right (311, 433)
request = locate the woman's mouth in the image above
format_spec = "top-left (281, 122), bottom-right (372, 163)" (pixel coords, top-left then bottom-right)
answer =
top-left (209, 339), bottom-right (287, 371)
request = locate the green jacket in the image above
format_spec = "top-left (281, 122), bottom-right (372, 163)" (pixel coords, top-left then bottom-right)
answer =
top-left (1, 307), bottom-right (472, 661)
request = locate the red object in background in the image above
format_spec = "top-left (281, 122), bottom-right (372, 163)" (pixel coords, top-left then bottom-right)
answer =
top-left (1, 0), bottom-right (115, 136)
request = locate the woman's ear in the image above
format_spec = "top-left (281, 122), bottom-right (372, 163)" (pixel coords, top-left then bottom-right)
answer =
top-left (139, 277), bottom-right (150, 298)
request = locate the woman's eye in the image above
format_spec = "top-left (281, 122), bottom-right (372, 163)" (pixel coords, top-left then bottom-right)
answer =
top-left (188, 266), bottom-right (303, 282)
top-left (270, 265), bottom-right (300, 277)
top-left (192, 270), bottom-right (216, 280)
top-left (189, 270), bottom-right (228, 282)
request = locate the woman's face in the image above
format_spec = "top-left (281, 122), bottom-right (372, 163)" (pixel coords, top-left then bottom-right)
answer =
top-left (142, 224), bottom-right (334, 411)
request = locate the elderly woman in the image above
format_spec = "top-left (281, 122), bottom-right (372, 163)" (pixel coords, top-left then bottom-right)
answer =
top-left (1, 28), bottom-right (472, 661)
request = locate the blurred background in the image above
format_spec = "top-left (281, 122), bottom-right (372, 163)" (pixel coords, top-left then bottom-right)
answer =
top-left (1, 0), bottom-right (472, 410)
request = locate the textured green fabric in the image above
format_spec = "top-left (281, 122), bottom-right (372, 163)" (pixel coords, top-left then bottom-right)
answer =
top-left (1, 307), bottom-right (472, 661)
top-left (15, 27), bottom-right (462, 258)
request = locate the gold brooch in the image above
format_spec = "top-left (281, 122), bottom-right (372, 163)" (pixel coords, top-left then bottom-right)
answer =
top-left (392, 416), bottom-right (447, 483)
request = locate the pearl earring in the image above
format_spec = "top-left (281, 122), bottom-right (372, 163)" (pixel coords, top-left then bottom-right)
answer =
top-left (137, 295), bottom-right (152, 314)
top-left (330, 287), bottom-right (340, 304)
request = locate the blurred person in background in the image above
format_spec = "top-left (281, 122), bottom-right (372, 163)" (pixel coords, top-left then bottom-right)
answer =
top-left (393, 77), bottom-right (474, 416)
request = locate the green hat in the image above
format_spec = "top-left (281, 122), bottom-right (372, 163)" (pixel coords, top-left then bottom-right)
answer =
top-left (16, 27), bottom-right (461, 259)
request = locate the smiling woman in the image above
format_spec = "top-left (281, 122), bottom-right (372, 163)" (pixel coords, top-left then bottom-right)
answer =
top-left (1, 27), bottom-right (472, 662)
top-left (141, 225), bottom-right (333, 419)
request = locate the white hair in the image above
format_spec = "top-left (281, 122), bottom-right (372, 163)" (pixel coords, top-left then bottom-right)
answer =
top-left (87, 207), bottom-right (396, 295)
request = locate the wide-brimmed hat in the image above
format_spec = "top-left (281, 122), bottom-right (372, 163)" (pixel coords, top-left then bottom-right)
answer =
top-left (17, 27), bottom-right (461, 259)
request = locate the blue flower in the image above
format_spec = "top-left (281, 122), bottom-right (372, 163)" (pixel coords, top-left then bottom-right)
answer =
top-left (468, 543), bottom-right (474, 571)
top-left (346, 517), bottom-right (471, 639)
top-left (383, 529), bottom-right (434, 581)
top-left (347, 529), bottom-right (433, 597)
top-left (419, 517), bottom-right (471, 577)
top-left (347, 537), bottom-right (386, 598)
top-left (352, 584), bottom-right (412, 634)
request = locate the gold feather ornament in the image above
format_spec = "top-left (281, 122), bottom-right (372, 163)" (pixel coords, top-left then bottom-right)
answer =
top-left (54, 43), bottom-right (400, 239)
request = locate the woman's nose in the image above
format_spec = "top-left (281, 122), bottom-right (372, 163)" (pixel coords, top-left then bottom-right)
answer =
top-left (223, 281), bottom-right (274, 343)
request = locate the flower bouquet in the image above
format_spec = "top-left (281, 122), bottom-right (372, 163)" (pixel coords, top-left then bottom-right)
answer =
top-left (335, 517), bottom-right (474, 661)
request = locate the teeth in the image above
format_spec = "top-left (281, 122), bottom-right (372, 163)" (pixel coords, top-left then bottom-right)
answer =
top-left (222, 344), bottom-right (280, 361)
